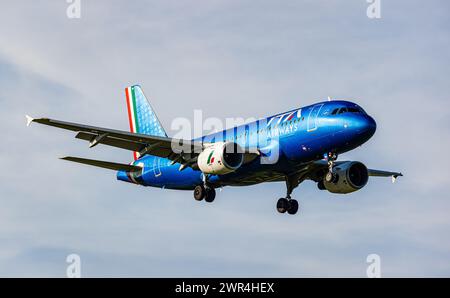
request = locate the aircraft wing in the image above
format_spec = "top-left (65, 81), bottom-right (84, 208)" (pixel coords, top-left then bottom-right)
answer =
top-left (367, 169), bottom-right (403, 183)
top-left (298, 160), bottom-right (403, 182)
top-left (27, 116), bottom-right (260, 170)
top-left (367, 169), bottom-right (403, 178)
top-left (27, 116), bottom-right (202, 158)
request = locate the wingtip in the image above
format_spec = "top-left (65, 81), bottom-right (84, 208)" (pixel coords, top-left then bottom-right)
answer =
top-left (25, 115), bottom-right (34, 127)
top-left (391, 173), bottom-right (403, 183)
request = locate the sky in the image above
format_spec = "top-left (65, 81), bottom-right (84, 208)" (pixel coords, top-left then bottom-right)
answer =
top-left (0, 0), bottom-right (449, 277)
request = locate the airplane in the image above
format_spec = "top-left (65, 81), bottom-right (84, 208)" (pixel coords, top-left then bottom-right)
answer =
top-left (26, 85), bottom-right (402, 215)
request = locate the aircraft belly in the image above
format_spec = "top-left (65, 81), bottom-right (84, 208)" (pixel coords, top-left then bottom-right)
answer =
top-left (136, 157), bottom-right (203, 190)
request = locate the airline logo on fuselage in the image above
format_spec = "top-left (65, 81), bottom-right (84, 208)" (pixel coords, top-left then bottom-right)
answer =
top-left (266, 109), bottom-right (302, 127)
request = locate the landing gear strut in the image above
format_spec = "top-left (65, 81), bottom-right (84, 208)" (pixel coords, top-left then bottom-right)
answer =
top-left (325, 152), bottom-right (338, 183)
top-left (276, 175), bottom-right (301, 215)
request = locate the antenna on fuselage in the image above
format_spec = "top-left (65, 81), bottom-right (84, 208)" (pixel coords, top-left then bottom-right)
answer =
top-left (327, 96), bottom-right (332, 101)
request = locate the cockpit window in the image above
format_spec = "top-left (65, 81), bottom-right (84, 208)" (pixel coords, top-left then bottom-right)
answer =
top-left (331, 105), bottom-right (366, 115)
top-left (357, 106), bottom-right (367, 114)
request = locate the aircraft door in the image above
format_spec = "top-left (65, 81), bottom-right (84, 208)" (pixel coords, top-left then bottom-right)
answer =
top-left (307, 104), bottom-right (323, 132)
top-left (153, 157), bottom-right (162, 177)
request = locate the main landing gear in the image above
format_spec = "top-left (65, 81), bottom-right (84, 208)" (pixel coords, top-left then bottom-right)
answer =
top-left (277, 198), bottom-right (299, 215)
top-left (277, 175), bottom-right (301, 215)
top-left (193, 174), bottom-right (216, 203)
top-left (193, 184), bottom-right (216, 202)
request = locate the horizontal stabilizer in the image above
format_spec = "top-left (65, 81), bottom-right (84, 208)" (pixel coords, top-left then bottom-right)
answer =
top-left (60, 156), bottom-right (142, 172)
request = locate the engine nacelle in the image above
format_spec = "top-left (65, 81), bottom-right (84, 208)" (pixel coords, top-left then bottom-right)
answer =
top-left (324, 161), bottom-right (369, 194)
top-left (197, 142), bottom-right (244, 175)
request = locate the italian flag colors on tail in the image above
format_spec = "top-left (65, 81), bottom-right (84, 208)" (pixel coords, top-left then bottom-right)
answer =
top-left (125, 85), bottom-right (167, 161)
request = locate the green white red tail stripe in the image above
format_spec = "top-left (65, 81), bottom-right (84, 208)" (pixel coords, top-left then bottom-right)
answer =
top-left (125, 85), bottom-right (168, 161)
top-left (125, 86), bottom-right (139, 160)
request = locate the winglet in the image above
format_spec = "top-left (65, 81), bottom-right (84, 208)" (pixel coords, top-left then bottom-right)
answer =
top-left (25, 115), bottom-right (34, 127)
top-left (391, 173), bottom-right (403, 184)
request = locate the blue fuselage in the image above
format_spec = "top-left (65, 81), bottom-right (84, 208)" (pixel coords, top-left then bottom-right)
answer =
top-left (117, 100), bottom-right (377, 190)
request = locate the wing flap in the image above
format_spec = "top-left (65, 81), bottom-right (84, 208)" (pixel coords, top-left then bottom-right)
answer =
top-left (60, 156), bottom-right (142, 172)
top-left (75, 132), bottom-right (145, 152)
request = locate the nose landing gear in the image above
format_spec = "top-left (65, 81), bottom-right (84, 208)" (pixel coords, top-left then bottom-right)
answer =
top-left (325, 152), bottom-right (338, 183)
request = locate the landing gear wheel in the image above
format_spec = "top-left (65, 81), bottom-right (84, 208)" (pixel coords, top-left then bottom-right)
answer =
top-left (205, 188), bottom-right (216, 203)
top-left (325, 172), bottom-right (338, 183)
top-left (277, 198), bottom-right (288, 213)
top-left (194, 185), bottom-right (205, 201)
top-left (287, 200), bottom-right (299, 215)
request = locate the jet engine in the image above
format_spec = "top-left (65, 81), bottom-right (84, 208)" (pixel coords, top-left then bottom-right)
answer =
top-left (197, 142), bottom-right (244, 175)
top-left (323, 161), bottom-right (369, 194)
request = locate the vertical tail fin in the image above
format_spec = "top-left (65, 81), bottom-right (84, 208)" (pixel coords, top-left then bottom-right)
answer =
top-left (125, 85), bottom-right (167, 160)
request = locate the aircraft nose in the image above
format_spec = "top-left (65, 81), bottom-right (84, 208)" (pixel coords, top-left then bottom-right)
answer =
top-left (364, 115), bottom-right (377, 136)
